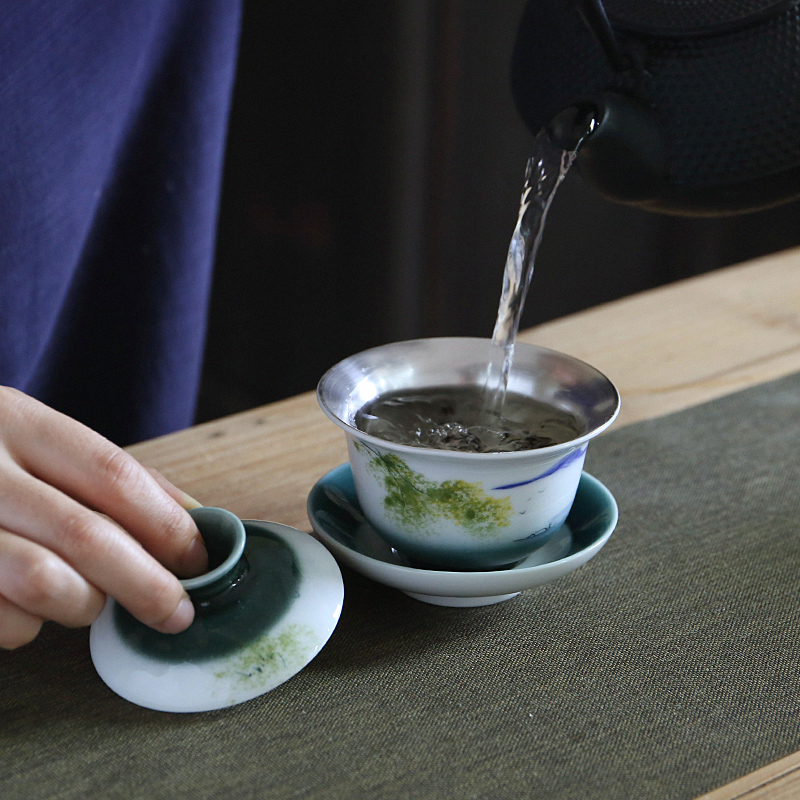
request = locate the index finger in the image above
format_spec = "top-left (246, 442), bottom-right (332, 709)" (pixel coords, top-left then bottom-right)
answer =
top-left (3, 388), bottom-right (207, 577)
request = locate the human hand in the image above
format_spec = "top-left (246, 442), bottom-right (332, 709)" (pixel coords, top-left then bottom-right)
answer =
top-left (0, 387), bottom-right (208, 649)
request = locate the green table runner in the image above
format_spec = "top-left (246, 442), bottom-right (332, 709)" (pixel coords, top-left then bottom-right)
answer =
top-left (4, 375), bottom-right (800, 799)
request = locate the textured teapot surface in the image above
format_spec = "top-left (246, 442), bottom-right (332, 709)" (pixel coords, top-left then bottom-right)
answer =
top-left (512, 0), bottom-right (800, 215)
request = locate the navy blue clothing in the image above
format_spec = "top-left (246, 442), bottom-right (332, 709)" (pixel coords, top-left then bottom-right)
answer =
top-left (0, 1), bottom-right (240, 445)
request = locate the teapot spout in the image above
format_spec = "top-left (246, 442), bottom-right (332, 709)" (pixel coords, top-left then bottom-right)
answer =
top-left (545, 102), bottom-right (599, 150)
top-left (549, 92), bottom-right (666, 206)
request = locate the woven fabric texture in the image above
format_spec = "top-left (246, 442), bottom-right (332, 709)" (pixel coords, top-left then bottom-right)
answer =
top-left (3, 374), bottom-right (800, 800)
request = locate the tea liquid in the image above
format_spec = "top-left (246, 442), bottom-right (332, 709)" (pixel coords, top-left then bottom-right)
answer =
top-left (355, 385), bottom-right (582, 454)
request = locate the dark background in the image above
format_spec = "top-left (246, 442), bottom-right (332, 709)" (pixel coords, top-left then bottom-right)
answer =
top-left (197, 0), bottom-right (800, 423)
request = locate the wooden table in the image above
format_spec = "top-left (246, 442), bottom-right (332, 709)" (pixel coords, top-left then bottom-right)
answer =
top-left (127, 245), bottom-right (800, 800)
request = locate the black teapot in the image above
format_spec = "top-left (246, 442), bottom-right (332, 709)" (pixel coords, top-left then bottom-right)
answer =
top-left (511, 0), bottom-right (800, 215)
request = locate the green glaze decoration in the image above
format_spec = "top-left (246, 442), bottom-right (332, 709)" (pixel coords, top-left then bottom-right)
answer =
top-left (215, 624), bottom-right (319, 690)
top-left (365, 450), bottom-right (512, 537)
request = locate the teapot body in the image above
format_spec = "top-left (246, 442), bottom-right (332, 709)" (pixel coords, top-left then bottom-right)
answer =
top-left (511, 0), bottom-right (800, 215)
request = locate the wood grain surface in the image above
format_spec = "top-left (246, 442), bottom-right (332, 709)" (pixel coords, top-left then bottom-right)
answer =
top-left (126, 245), bottom-right (800, 800)
top-left (696, 751), bottom-right (800, 800)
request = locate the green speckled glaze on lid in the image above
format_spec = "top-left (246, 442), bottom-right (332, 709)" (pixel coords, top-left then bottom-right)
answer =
top-left (215, 623), bottom-right (318, 689)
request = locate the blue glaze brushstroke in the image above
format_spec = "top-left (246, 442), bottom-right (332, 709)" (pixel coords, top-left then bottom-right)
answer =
top-left (492, 445), bottom-right (587, 490)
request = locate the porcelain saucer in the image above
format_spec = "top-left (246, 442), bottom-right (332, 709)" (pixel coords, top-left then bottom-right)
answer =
top-left (90, 520), bottom-right (343, 713)
top-left (307, 464), bottom-right (617, 607)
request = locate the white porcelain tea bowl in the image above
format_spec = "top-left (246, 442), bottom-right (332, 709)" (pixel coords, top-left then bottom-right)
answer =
top-left (317, 337), bottom-right (619, 570)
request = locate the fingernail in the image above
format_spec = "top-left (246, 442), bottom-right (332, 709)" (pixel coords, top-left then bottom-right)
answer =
top-left (179, 534), bottom-right (209, 577)
top-left (146, 467), bottom-right (203, 509)
top-left (157, 597), bottom-right (195, 634)
top-left (177, 490), bottom-right (203, 510)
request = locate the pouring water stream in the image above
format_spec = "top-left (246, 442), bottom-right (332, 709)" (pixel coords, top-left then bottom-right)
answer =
top-left (485, 122), bottom-right (595, 416)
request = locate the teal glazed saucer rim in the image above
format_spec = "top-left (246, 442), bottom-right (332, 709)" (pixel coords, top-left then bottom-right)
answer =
top-left (307, 464), bottom-right (618, 606)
